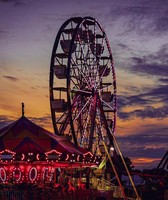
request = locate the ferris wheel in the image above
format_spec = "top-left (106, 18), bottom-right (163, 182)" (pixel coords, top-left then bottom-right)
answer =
top-left (49, 17), bottom-right (116, 155)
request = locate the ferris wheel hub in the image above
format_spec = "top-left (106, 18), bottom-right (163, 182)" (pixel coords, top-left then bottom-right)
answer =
top-left (91, 87), bottom-right (95, 96)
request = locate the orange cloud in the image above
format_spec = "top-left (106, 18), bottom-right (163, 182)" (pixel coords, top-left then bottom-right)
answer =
top-left (131, 157), bottom-right (161, 169)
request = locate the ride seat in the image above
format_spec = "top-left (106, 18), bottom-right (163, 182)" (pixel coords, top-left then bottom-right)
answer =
top-left (51, 99), bottom-right (67, 112)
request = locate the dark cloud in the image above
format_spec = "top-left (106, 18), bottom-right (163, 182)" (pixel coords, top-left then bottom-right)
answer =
top-left (109, 2), bottom-right (168, 39)
top-left (146, 85), bottom-right (168, 102)
top-left (115, 42), bottom-right (168, 81)
top-left (28, 115), bottom-right (53, 130)
top-left (117, 93), bottom-right (152, 119)
top-left (118, 83), bottom-right (168, 120)
top-left (133, 105), bottom-right (168, 119)
top-left (117, 43), bottom-right (130, 50)
top-left (0, 0), bottom-right (23, 3)
top-left (118, 87), bottom-right (159, 108)
top-left (156, 43), bottom-right (168, 64)
top-left (125, 146), bottom-right (166, 159)
top-left (117, 112), bottom-right (132, 120)
top-left (0, 115), bottom-right (13, 129)
top-left (130, 57), bottom-right (168, 77)
top-left (158, 78), bottom-right (168, 84)
top-left (119, 125), bottom-right (168, 149)
top-left (0, 0), bottom-right (28, 6)
top-left (119, 94), bottom-right (152, 106)
top-left (153, 16), bottom-right (168, 33)
top-left (121, 44), bottom-right (168, 113)
top-left (117, 130), bottom-right (168, 160)
top-left (118, 104), bottom-right (168, 120)
top-left (110, 5), bottom-right (151, 21)
top-left (0, 0), bottom-right (15, 2)
top-left (110, 6), bottom-right (152, 36)
top-left (3, 75), bottom-right (18, 81)
top-left (0, 114), bottom-right (53, 131)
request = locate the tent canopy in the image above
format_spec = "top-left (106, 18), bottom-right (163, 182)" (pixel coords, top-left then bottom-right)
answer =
top-left (0, 116), bottom-right (87, 155)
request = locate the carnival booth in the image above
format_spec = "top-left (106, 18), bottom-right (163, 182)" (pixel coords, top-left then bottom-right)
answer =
top-left (0, 115), bottom-right (100, 185)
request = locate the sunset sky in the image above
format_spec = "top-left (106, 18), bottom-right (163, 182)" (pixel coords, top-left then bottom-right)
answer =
top-left (0, 0), bottom-right (167, 169)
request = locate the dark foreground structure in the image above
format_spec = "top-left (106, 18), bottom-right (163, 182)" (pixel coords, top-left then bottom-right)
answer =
top-left (0, 183), bottom-right (114, 200)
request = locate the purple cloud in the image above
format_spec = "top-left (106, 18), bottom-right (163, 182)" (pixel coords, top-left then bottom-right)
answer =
top-left (3, 75), bottom-right (18, 81)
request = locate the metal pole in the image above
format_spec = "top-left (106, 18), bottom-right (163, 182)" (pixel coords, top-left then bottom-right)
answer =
top-left (111, 133), bottom-right (141, 200)
top-left (102, 141), bottom-right (128, 200)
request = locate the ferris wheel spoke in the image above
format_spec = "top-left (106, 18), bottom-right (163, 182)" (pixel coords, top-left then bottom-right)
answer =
top-left (71, 58), bottom-right (91, 88)
top-left (71, 94), bottom-right (81, 107)
top-left (70, 88), bottom-right (92, 95)
top-left (70, 77), bottom-right (80, 89)
top-left (74, 96), bottom-right (92, 120)
top-left (96, 108), bottom-right (107, 140)
top-left (98, 83), bottom-right (113, 92)
top-left (93, 60), bottom-right (101, 87)
top-left (101, 99), bottom-right (115, 111)
top-left (88, 94), bottom-right (98, 150)
top-left (80, 99), bottom-right (93, 146)
top-left (70, 63), bottom-right (81, 87)
top-left (79, 48), bottom-right (94, 77)
top-left (76, 35), bottom-right (96, 77)
top-left (56, 111), bottom-right (68, 124)
top-left (58, 113), bottom-right (70, 134)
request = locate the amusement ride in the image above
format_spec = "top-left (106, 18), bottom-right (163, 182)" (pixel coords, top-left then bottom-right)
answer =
top-left (49, 16), bottom-right (116, 153)
top-left (49, 16), bottom-right (141, 200)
